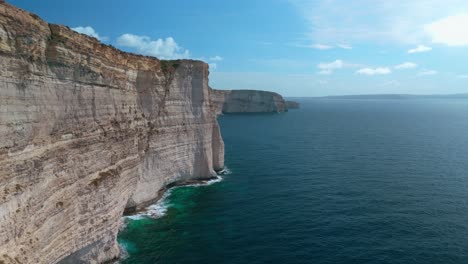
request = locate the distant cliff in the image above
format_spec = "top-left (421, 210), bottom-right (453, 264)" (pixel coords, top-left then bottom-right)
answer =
top-left (210, 89), bottom-right (287, 114)
top-left (286, 101), bottom-right (300, 109)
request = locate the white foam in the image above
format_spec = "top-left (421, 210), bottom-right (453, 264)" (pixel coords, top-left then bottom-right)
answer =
top-left (145, 189), bottom-right (172, 218)
top-left (124, 214), bottom-right (145, 220)
top-left (124, 189), bottom-right (172, 220)
top-left (217, 166), bottom-right (232, 175)
top-left (123, 172), bottom-right (227, 221)
top-left (183, 175), bottom-right (223, 187)
top-left (118, 243), bottom-right (129, 261)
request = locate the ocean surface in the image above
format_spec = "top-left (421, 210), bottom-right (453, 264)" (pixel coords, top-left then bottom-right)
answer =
top-left (118, 98), bottom-right (468, 264)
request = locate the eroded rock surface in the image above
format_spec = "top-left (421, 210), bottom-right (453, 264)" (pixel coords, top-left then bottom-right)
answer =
top-left (0, 2), bottom-right (223, 263)
top-left (210, 89), bottom-right (287, 114)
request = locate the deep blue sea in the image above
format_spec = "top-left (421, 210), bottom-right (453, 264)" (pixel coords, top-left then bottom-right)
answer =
top-left (118, 98), bottom-right (468, 264)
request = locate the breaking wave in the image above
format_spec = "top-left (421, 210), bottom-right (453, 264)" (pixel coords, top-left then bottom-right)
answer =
top-left (123, 167), bottom-right (230, 221)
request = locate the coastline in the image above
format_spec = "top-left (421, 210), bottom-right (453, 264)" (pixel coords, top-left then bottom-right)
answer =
top-left (117, 168), bottom-right (229, 261)
top-left (122, 168), bottom-right (229, 218)
top-left (0, 2), bottom-right (289, 262)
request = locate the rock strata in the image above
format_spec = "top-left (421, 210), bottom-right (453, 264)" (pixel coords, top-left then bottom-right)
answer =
top-left (210, 89), bottom-right (287, 114)
top-left (0, 2), bottom-right (223, 263)
top-left (0, 2), bottom-right (291, 264)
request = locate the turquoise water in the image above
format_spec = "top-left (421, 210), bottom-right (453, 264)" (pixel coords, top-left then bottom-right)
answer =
top-left (118, 99), bottom-right (468, 263)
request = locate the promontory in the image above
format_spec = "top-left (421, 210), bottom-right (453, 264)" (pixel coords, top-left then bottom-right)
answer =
top-left (0, 2), bottom-right (289, 263)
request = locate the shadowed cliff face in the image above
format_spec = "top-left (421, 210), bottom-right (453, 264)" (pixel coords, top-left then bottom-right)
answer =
top-left (210, 89), bottom-right (288, 114)
top-left (0, 2), bottom-right (224, 264)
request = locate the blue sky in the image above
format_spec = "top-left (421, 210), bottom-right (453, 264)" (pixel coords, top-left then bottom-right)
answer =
top-left (8, 0), bottom-right (468, 96)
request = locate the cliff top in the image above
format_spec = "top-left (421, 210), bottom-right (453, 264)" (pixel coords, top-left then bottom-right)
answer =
top-left (211, 88), bottom-right (284, 97)
top-left (0, 1), bottom-right (208, 67)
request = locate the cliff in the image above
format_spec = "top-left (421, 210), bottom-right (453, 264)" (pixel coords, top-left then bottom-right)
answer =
top-left (0, 2), bottom-right (224, 264)
top-left (286, 101), bottom-right (300, 109)
top-left (210, 89), bottom-right (287, 114)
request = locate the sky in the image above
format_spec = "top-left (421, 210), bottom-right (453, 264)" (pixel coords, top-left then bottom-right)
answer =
top-left (8, 0), bottom-right (468, 96)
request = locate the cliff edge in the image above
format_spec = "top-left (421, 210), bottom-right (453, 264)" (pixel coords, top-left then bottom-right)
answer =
top-left (0, 2), bottom-right (223, 263)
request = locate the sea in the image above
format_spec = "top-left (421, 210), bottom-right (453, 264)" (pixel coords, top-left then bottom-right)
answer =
top-left (118, 98), bottom-right (468, 264)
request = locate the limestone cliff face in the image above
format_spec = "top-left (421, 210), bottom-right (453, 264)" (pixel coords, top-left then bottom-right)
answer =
top-left (210, 89), bottom-right (287, 114)
top-left (0, 2), bottom-right (224, 264)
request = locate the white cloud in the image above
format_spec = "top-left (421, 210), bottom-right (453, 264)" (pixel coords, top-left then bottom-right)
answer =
top-left (209, 56), bottom-right (224, 61)
top-left (425, 14), bottom-right (468, 46)
top-left (318, 70), bottom-right (332, 75)
top-left (289, 0), bottom-right (468, 45)
top-left (116, 34), bottom-right (190, 59)
top-left (209, 63), bottom-right (217, 71)
top-left (418, 69), bottom-right (438, 75)
top-left (317, 59), bottom-right (344, 74)
top-left (337, 44), bottom-right (352, 49)
top-left (394, 62), bottom-right (418, 69)
top-left (72, 26), bottom-right (107, 41)
top-left (293, 43), bottom-right (352, 50)
top-left (408, 45), bottom-right (432, 53)
top-left (316, 59), bottom-right (363, 74)
top-left (312, 44), bottom-right (333, 50)
top-left (357, 67), bottom-right (391, 75)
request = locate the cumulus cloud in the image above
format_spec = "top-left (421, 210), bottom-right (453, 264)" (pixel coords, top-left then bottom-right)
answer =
top-left (418, 69), bottom-right (438, 75)
top-left (316, 59), bottom-right (362, 74)
top-left (424, 14), bottom-right (468, 46)
top-left (116, 34), bottom-right (190, 59)
top-left (317, 59), bottom-right (344, 74)
top-left (408, 45), bottom-right (432, 53)
top-left (394, 62), bottom-right (418, 69)
top-left (72, 26), bottom-right (107, 41)
top-left (209, 56), bottom-right (224, 61)
top-left (290, 0), bottom-right (468, 45)
top-left (356, 67), bottom-right (391, 75)
top-left (209, 63), bottom-right (217, 71)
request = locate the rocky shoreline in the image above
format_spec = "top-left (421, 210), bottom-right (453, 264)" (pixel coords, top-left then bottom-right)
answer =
top-left (123, 174), bottom-right (223, 216)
